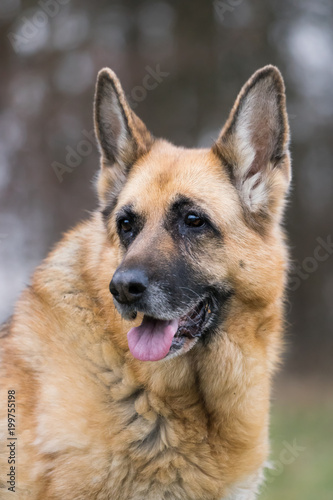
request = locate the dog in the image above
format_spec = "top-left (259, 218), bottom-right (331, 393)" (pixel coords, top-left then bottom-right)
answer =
top-left (0, 65), bottom-right (291, 499)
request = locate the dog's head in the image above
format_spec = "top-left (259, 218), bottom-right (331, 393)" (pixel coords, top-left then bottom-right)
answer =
top-left (94, 66), bottom-right (291, 362)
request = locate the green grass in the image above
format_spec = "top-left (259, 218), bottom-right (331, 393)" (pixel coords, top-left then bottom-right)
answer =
top-left (260, 403), bottom-right (333, 500)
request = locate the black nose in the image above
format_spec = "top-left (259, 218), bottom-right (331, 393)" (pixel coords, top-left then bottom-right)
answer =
top-left (109, 268), bottom-right (148, 305)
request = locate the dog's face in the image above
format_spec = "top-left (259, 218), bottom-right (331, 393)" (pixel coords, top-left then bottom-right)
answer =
top-left (94, 66), bottom-right (291, 362)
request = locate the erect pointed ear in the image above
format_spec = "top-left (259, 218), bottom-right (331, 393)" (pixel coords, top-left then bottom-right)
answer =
top-left (94, 68), bottom-right (153, 204)
top-left (213, 65), bottom-right (291, 229)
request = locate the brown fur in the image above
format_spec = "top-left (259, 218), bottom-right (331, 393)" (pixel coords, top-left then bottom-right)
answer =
top-left (0, 66), bottom-right (290, 499)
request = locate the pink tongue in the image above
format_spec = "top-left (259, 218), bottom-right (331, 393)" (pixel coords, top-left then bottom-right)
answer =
top-left (127, 316), bottom-right (179, 361)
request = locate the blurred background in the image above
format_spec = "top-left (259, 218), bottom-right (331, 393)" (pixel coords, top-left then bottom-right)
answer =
top-left (0, 0), bottom-right (332, 497)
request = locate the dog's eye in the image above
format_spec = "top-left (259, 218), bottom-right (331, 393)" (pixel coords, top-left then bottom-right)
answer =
top-left (116, 211), bottom-right (142, 247)
top-left (119, 218), bottom-right (133, 233)
top-left (184, 213), bottom-right (205, 228)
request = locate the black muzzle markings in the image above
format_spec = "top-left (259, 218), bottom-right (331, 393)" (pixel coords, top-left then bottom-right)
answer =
top-left (108, 195), bottom-right (229, 358)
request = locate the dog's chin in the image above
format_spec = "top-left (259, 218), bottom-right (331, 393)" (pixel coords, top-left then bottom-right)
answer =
top-left (114, 295), bottom-right (218, 361)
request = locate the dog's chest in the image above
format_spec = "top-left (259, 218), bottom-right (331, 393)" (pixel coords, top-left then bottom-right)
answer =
top-left (34, 339), bottom-right (225, 499)
top-left (79, 357), bottom-right (225, 499)
top-left (102, 392), bottom-right (222, 500)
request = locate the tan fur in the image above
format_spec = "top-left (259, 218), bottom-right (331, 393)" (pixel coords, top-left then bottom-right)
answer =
top-left (0, 66), bottom-right (290, 499)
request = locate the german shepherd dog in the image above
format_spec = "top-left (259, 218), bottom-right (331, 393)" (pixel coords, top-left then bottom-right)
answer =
top-left (0, 65), bottom-right (290, 499)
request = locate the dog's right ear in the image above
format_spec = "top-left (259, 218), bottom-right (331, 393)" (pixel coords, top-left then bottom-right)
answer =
top-left (94, 68), bottom-right (153, 203)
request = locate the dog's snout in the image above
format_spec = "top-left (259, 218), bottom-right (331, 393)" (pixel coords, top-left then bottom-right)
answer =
top-left (109, 268), bottom-right (148, 305)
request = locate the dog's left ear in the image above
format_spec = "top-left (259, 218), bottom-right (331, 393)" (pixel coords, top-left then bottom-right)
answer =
top-left (94, 68), bottom-right (153, 203)
top-left (213, 65), bottom-right (291, 228)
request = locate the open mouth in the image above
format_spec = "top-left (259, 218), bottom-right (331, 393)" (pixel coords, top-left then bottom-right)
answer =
top-left (127, 298), bottom-right (213, 362)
